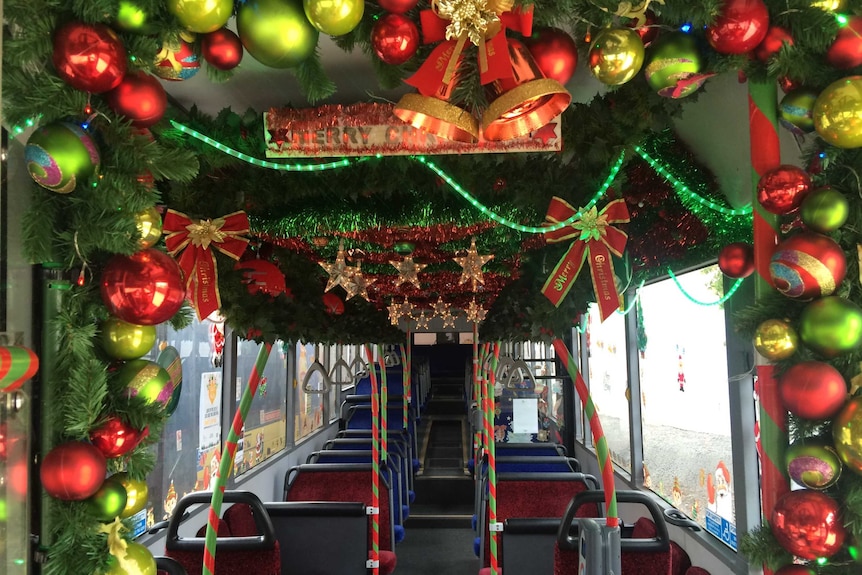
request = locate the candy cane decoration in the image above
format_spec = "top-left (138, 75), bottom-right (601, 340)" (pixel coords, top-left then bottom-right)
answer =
top-left (364, 344), bottom-right (381, 575)
top-left (378, 346), bottom-right (388, 462)
top-left (486, 343), bottom-right (501, 575)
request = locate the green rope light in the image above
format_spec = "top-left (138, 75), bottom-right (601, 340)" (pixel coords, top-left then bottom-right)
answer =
top-left (633, 145), bottom-right (753, 216)
top-left (616, 281), bottom-right (646, 316)
top-left (667, 268), bottom-right (745, 306)
top-left (170, 120), bottom-right (365, 171)
top-left (413, 151), bottom-right (626, 235)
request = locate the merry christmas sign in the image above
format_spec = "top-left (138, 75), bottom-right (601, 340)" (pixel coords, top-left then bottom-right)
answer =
top-left (264, 103), bottom-right (561, 158)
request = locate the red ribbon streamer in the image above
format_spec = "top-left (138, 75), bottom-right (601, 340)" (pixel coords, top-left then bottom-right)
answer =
top-left (163, 210), bottom-right (250, 320)
top-left (541, 198), bottom-right (629, 320)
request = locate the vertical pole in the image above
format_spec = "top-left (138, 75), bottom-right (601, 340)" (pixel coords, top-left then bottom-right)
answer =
top-left (471, 323), bottom-right (479, 469)
top-left (377, 345), bottom-right (388, 463)
top-left (364, 345), bottom-right (380, 575)
top-left (486, 343), bottom-right (501, 575)
top-left (400, 340), bottom-right (409, 433)
top-left (748, 80), bottom-right (787, 575)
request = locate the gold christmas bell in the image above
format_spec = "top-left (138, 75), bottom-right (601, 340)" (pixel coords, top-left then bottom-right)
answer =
top-left (481, 38), bottom-right (571, 141)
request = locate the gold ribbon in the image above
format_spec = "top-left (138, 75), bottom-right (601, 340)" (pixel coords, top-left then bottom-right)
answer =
top-left (100, 518), bottom-right (128, 561)
top-left (594, 0), bottom-right (664, 28)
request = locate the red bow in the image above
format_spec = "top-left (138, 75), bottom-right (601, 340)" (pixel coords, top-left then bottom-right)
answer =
top-left (541, 198), bottom-right (629, 321)
top-left (163, 210), bottom-right (250, 320)
top-left (405, 3), bottom-right (533, 97)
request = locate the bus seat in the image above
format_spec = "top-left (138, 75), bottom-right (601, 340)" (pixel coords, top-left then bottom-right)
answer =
top-left (494, 442), bottom-right (567, 457)
top-left (554, 490), bottom-right (692, 575)
top-left (165, 491), bottom-right (280, 575)
top-left (155, 556), bottom-right (188, 575)
top-left (264, 502), bottom-right (369, 575)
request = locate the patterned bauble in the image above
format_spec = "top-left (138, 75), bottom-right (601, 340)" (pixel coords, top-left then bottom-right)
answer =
top-left (104, 71), bottom-right (168, 128)
top-left (201, 28), bottom-right (244, 70)
top-left (833, 396), bottom-right (862, 476)
top-left (771, 490), bottom-right (846, 559)
top-left (799, 296), bottom-right (862, 358)
top-left (85, 475), bottom-right (128, 521)
top-left (827, 16), bottom-right (862, 69)
top-left (756, 165), bottom-right (812, 215)
top-left (371, 13), bottom-right (419, 66)
top-left (134, 205), bottom-right (163, 250)
top-left (779, 89), bottom-right (817, 136)
top-left (706, 0), bottom-right (770, 55)
top-left (116, 1), bottom-right (151, 33)
top-left (754, 25), bottom-right (792, 61)
top-left (100, 317), bottom-right (156, 360)
top-left (769, 232), bottom-right (846, 300)
top-left (718, 242), bottom-right (754, 278)
top-left (116, 359), bottom-right (174, 408)
top-left (157, 346), bottom-right (183, 417)
top-left (166, 0), bottom-right (232, 34)
top-left (779, 361), bottom-right (848, 420)
top-left (100, 248), bottom-right (185, 325)
top-left (814, 76), bottom-right (862, 149)
top-left (785, 440), bottom-right (842, 490)
top-left (111, 472), bottom-right (149, 518)
top-left (154, 36), bottom-right (200, 81)
top-left (90, 416), bottom-right (149, 458)
top-left (524, 27), bottom-right (578, 85)
top-left (753, 318), bottom-right (798, 361)
top-left (644, 32), bottom-right (710, 99)
top-left (800, 187), bottom-right (849, 233)
top-left (323, 292), bottom-right (345, 315)
top-left (237, 0), bottom-right (319, 68)
top-left (103, 541), bottom-right (156, 575)
top-left (588, 28), bottom-right (644, 86)
top-left (304, 0), bottom-right (364, 36)
top-left (25, 122), bottom-right (100, 194)
top-left (378, 0), bottom-right (418, 13)
top-left (52, 22), bottom-right (127, 93)
top-left (40, 441), bottom-right (106, 500)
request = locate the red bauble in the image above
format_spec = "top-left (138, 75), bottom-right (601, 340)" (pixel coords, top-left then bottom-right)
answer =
top-left (778, 76), bottom-right (801, 93)
top-left (378, 0), bottom-right (418, 14)
top-left (235, 259), bottom-right (287, 297)
top-left (89, 417), bottom-right (149, 459)
top-left (323, 292), bottom-right (345, 315)
top-left (40, 441), bottom-right (107, 500)
top-left (827, 16), bottom-right (862, 69)
top-left (754, 25), bottom-right (793, 61)
top-left (706, 0), bottom-right (770, 55)
top-left (524, 27), bottom-right (578, 85)
top-left (104, 71), bottom-right (167, 128)
top-left (769, 232), bottom-right (846, 300)
top-left (100, 248), bottom-right (185, 326)
top-left (779, 361), bottom-right (848, 420)
top-left (757, 165), bottom-right (812, 215)
top-left (371, 14), bottom-right (420, 66)
top-left (52, 21), bottom-right (127, 93)
top-left (771, 490), bottom-right (846, 559)
top-left (718, 242), bottom-right (754, 278)
top-left (202, 28), bottom-right (244, 70)
top-left (629, 11), bottom-right (659, 47)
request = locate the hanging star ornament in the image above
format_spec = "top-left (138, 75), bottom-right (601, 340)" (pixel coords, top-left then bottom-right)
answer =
top-left (454, 237), bottom-right (494, 291)
top-left (464, 298), bottom-right (487, 323)
top-left (414, 310), bottom-right (431, 330)
top-left (391, 255), bottom-right (427, 289)
top-left (344, 261), bottom-right (372, 301)
top-left (387, 300), bottom-right (402, 326)
top-left (399, 298), bottom-right (414, 320)
top-left (319, 240), bottom-right (351, 292)
top-left (432, 296), bottom-right (449, 317)
top-left (441, 309), bottom-right (457, 329)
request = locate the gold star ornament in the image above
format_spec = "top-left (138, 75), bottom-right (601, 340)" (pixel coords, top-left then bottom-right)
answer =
top-left (319, 240), bottom-right (351, 292)
top-left (414, 310), bottom-right (431, 330)
top-left (441, 309), bottom-right (457, 329)
top-left (387, 300), bottom-right (402, 326)
top-left (454, 237), bottom-right (493, 290)
top-left (344, 261), bottom-right (372, 301)
top-left (391, 255), bottom-right (426, 288)
top-left (464, 298), bottom-right (487, 323)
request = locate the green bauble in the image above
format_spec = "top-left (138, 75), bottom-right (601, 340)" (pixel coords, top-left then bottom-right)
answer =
top-left (303, 0), bottom-right (364, 36)
top-left (238, 0), bottom-right (319, 68)
top-left (779, 89), bottom-right (818, 135)
top-left (785, 440), bottom-right (842, 490)
top-left (101, 318), bottom-right (156, 360)
top-left (799, 296), bottom-right (862, 357)
top-left (588, 28), bottom-right (644, 86)
top-left (116, 359), bottom-right (174, 408)
top-left (116, 1), bottom-right (150, 33)
top-left (643, 32), bottom-right (707, 99)
top-left (800, 187), bottom-right (849, 233)
top-left (167, 0), bottom-right (233, 33)
top-left (101, 542), bottom-right (156, 575)
top-left (25, 122), bottom-right (100, 194)
top-left (86, 476), bottom-right (128, 521)
top-left (814, 75), bottom-right (862, 149)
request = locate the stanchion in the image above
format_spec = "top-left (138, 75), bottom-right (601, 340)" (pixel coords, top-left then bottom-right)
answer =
top-left (486, 343), bottom-right (501, 575)
top-left (364, 344), bottom-right (381, 575)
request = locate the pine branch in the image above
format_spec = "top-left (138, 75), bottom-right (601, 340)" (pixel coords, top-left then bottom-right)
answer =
top-left (739, 524), bottom-right (793, 572)
top-left (294, 48), bottom-right (338, 104)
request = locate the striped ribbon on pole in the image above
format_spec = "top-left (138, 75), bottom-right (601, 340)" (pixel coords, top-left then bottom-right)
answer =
top-left (552, 338), bottom-right (618, 525)
top-left (487, 343), bottom-right (501, 575)
top-left (400, 341), bottom-right (409, 432)
top-left (203, 342), bottom-right (272, 575)
top-left (471, 324), bottom-right (480, 471)
top-left (478, 343), bottom-right (491, 460)
top-left (364, 345), bottom-right (381, 575)
top-left (378, 346), bottom-right (388, 462)
top-left (749, 80), bottom-right (787, 575)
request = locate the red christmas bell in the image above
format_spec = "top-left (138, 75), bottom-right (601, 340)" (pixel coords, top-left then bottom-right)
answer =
top-left (706, 0), bottom-right (770, 55)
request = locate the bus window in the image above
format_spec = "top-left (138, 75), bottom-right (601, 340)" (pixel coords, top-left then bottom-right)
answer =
top-left (294, 342), bottom-right (325, 441)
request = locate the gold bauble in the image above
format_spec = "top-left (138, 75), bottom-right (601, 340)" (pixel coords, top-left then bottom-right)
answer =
top-left (134, 206), bottom-right (162, 249)
top-left (588, 28), bottom-right (645, 86)
top-left (753, 319), bottom-right (799, 361)
top-left (812, 0), bottom-right (846, 10)
top-left (303, 0), bottom-right (365, 37)
top-left (814, 75), bottom-right (862, 149)
top-left (166, 0), bottom-right (233, 34)
top-left (113, 472), bottom-right (149, 518)
top-left (833, 396), bottom-right (862, 477)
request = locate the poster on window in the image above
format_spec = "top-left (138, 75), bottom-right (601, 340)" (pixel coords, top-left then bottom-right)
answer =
top-left (199, 371), bottom-right (222, 450)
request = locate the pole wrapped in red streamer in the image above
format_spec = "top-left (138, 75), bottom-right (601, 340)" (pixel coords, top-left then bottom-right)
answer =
top-left (406, 1), bottom-right (533, 96)
top-left (163, 210), bottom-right (250, 320)
top-left (541, 198), bottom-right (629, 320)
